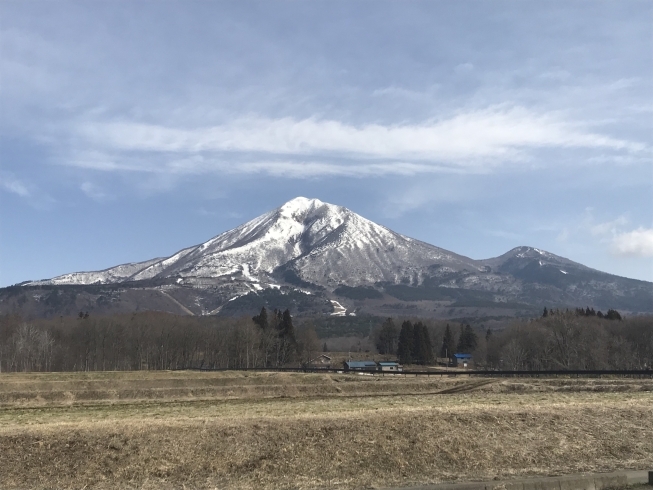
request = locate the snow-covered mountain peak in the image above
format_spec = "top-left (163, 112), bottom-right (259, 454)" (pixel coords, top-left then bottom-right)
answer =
top-left (18, 197), bottom-right (653, 316)
top-left (27, 197), bottom-right (481, 287)
top-left (277, 197), bottom-right (345, 224)
top-left (279, 196), bottom-right (324, 214)
top-left (483, 245), bottom-right (591, 272)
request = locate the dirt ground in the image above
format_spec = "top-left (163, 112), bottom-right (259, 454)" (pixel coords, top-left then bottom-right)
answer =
top-left (1, 371), bottom-right (652, 489)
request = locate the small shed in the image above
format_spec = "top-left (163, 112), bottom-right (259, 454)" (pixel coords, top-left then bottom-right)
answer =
top-left (453, 353), bottom-right (473, 368)
top-left (343, 360), bottom-right (378, 372)
top-left (378, 361), bottom-right (403, 372)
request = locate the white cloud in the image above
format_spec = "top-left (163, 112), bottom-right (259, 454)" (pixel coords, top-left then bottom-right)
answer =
top-left (370, 86), bottom-right (431, 100)
top-left (73, 106), bottom-right (645, 178)
top-left (80, 182), bottom-right (111, 201)
top-left (611, 228), bottom-right (653, 258)
top-left (0, 173), bottom-right (57, 209)
top-left (0, 175), bottom-right (30, 197)
top-left (556, 227), bottom-right (570, 243)
top-left (230, 160), bottom-right (456, 178)
top-left (196, 207), bottom-right (216, 216)
top-left (67, 154), bottom-right (462, 179)
top-left (584, 212), bottom-right (653, 259)
top-left (590, 215), bottom-right (629, 236)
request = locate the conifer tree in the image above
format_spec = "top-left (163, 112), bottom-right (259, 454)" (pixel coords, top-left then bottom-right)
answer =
top-left (279, 309), bottom-right (296, 344)
top-left (411, 322), bottom-right (424, 364)
top-left (441, 324), bottom-right (455, 359)
top-left (423, 323), bottom-right (434, 363)
top-left (412, 322), bottom-right (433, 365)
top-left (376, 318), bottom-right (399, 354)
top-left (397, 320), bottom-right (414, 364)
top-left (252, 307), bottom-right (268, 330)
top-left (456, 324), bottom-right (478, 353)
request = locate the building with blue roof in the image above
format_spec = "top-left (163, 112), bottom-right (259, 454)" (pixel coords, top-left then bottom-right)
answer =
top-left (343, 360), bottom-right (378, 372)
top-left (453, 353), bottom-right (473, 368)
top-left (378, 361), bottom-right (403, 372)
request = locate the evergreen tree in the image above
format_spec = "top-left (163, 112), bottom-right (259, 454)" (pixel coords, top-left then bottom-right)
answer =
top-left (376, 318), bottom-right (399, 354)
top-left (411, 322), bottom-right (433, 365)
top-left (252, 307), bottom-right (269, 330)
top-left (441, 324), bottom-right (455, 359)
top-left (606, 309), bottom-right (622, 321)
top-left (542, 307), bottom-right (548, 318)
top-left (279, 309), bottom-right (296, 343)
top-left (486, 327), bottom-right (493, 342)
top-left (423, 323), bottom-right (434, 363)
top-left (268, 309), bottom-right (297, 366)
top-left (411, 322), bottom-right (424, 364)
top-left (323, 341), bottom-right (328, 352)
top-left (457, 325), bottom-right (464, 352)
top-left (456, 324), bottom-right (478, 353)
top-left (397, 321), bottom-right (414, 364)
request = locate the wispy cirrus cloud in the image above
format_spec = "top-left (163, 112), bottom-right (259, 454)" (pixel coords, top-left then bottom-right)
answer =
top-left (80, 107), bottom-right (643, 158)
top-left (80, 181), bottom-right (112, 202)
top-left (590, 215), bottom-right (630, 236)
top-left (0, 173), bottom-right (56, 209)
top-left (67, 154), bottom-right (461, 179)
top-left (65, 105), bottom-right (646, 179)
top-left (0, 174), bottom-right (30, 197)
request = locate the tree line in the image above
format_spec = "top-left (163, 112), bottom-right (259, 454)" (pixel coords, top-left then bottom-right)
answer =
top-left (0, 308), bottom-right (320, 372)
top-left (372, 310), bottom-right (653, 370)
top-left (483, 311), bottom-right (652, 370)
top-left (545, 306), bottom-right (622, 321)
top-left (1, 306), bottom-right (651, 372)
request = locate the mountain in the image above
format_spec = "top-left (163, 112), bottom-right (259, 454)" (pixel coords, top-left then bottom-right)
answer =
top-left (3, 197), bottom-right (652, 319)
top-left (27, 197), bottom-right (482, 288)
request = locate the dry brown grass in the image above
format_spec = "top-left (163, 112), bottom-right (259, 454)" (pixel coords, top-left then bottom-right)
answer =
top-left (1, 371), bottom-right (652, 489)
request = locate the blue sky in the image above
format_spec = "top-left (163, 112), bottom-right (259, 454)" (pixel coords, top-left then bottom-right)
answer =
top-left (1, 1), bottom-right (652, 285)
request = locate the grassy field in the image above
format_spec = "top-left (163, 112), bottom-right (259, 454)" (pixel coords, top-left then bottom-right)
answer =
top-left (1, 371), bottom-right (652, 489)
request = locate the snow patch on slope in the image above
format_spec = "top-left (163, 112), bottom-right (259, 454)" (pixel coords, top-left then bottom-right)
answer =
top-left (330, 300), bottom-right (347, 316)
top-left (29, 257), bottom-right (164, 286)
